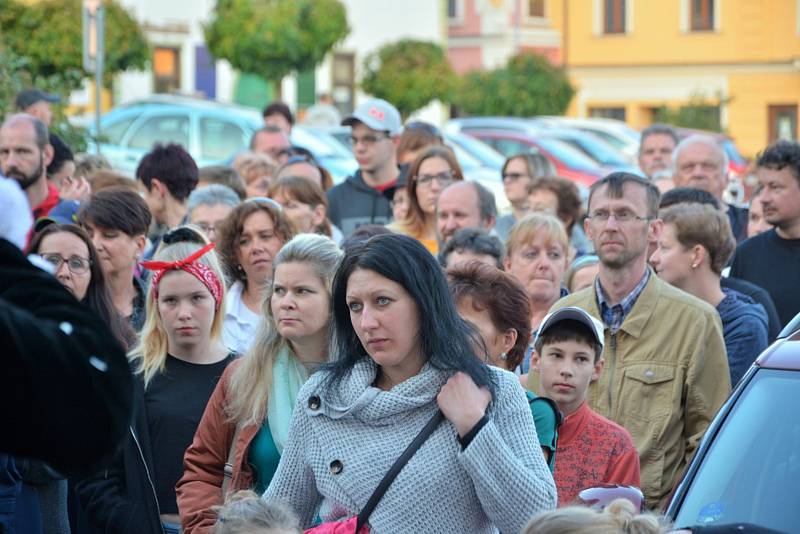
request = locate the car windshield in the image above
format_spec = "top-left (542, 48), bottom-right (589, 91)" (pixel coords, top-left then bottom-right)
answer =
top-left (446, 133), bottom-right (505, 169)
top-left (554, 133), bottom-right (628, 166)
top-left (672, 369), bottom-right (800, 532)
top-left (536, 137), bottom-right (601, 171)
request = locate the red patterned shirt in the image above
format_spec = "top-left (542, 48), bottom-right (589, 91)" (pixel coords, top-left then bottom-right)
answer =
top-left (554, 401), bottom-right (640, 506)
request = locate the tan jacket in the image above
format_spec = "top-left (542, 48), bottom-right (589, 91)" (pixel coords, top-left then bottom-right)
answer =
top-left (530, 271), bottom-right (730, 508)
top-left (176, 360), bottom-right (261, 534)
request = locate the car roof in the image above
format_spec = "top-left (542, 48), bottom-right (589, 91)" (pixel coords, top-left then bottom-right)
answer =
top-left (113, 94), bottom-right (263, 121)
top-left (756, 329), bottom-right (800, 371)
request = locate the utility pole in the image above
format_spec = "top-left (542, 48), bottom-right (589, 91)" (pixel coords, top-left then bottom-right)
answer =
top-left (83, 0), bottom-right (105, 152)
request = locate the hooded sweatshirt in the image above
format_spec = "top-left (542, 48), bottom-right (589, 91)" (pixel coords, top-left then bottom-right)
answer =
top-left (326, 170), bottom-right (394, 237)
top-left (717, 287), bottom-right (769, 387)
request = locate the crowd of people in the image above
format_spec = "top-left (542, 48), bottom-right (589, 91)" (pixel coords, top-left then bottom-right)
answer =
top-left (1, 88), bottom-right (799, 534)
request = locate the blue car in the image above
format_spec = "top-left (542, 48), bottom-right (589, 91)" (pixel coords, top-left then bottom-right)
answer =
top-left (87, 94), bottom-right (357, 183)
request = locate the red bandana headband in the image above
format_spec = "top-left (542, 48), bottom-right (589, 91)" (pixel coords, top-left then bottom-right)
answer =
top-left (140, 242), bottom-right (223, 309)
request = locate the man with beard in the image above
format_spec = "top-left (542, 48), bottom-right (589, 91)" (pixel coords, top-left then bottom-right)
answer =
top-left (0, 114), bottom-right (56, 219)
top-left (545, 172), bottom-right (729, 509)
top-left (730, 140), bottom-right (800, 328)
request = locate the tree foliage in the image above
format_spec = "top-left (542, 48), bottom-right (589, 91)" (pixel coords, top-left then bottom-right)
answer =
top-left (205, 0), bottom-right (349, 84)
top-left (455, 52), bottom-right (574, 117)
top-left (0, 0), bottom-right (150, 90)
top-left (360, 39), bottom-right (457, 120)
top-left (654, 91), bottom-right (729, 133)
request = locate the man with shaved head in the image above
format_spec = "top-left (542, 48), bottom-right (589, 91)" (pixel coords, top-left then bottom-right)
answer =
top-left (673, 134), bottom-right (748, 242)
top-left (0, 114), bottom-right (56, 218)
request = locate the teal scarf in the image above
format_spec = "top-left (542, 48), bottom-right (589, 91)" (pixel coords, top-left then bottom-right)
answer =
top-left (267, 346), bottom-right (309, 453)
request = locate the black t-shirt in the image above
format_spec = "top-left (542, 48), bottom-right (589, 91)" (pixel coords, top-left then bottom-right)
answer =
top-left (730, 229), bottom-right (800, 328)
top-left (145, 352), bottom-right (235, 514)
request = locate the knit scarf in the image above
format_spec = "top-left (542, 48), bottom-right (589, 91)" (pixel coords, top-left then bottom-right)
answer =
top-left (267, 346), bottom-right (309, 453)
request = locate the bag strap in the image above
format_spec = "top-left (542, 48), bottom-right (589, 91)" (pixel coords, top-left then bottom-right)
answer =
top-left (221, 421), bottom-right (244, 497)
top-left (355, 409), bottom-right (444, 532)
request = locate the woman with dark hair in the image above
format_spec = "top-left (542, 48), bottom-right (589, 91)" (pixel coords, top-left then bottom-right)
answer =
top-left (78, 186), bottom-right (152, 331)
top-left (264, 234), bottom-right (556, 533)
top-left (496, 152), bottom-right (557, 241)
top-left (526, 177), bottom-right (592, 258)
top-left (389, 146), bottom-right (464, 254)
top-left (447, 261), bottom-right (559, 470)
top-left (28, 223), bottom-right (133, 348)
top-left (217, 199), bottom-right (296, 354)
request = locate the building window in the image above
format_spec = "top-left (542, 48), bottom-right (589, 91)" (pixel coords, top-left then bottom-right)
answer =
top-left (604, 0), bottom-right (626, 34)
top-left (589, 107), bottom-right (626, 122)
top-left (448, 0), bottom-right (464, 24)
top-left (153, 47), bottom-right (180, 94)
top-left (691, 0), bottom-right (714, 31)
top-left (528, 0), bottom-right (545, 18)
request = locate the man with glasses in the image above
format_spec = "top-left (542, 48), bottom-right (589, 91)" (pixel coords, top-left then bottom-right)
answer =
top-left (543, 171), bottom-right (729, 509)
top-left (326, 98), bottom-right (402, 236)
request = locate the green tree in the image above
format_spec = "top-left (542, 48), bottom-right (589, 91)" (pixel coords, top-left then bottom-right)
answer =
top-left (205, 0), bottom-right (349, 98)
top-left (654, 91), bottom-right (730, 133)
top-left (0, 0), bottom-right (150, 90)
top-left (360, 39), bottom-right (457, 120)
top-left (455, 52), bottom-right (574, 117)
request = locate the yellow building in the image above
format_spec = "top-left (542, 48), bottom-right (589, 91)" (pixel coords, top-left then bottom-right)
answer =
top-left (559, 0), bottom-right (800, 157)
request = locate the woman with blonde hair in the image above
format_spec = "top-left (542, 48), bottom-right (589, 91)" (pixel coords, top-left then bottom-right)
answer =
top-left (505, 213), bottom-right (570, 374)
top-left (76, 226), bottom-right (236, 534)
top-left (523, 498), bottom-right (669, 534)
top-left (390, 146), bottom-right (464, 254)
top-left (177, 234), bottom-right (342, 533)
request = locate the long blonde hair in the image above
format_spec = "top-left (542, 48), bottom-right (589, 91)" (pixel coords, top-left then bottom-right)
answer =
top-left (224, 234), bottom-right (342, 426)
top-left (129, 226), bottom-right (228, 388)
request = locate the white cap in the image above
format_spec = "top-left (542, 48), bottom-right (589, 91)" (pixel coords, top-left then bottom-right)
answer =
top-left (534, 306), bottom-right (606, 353)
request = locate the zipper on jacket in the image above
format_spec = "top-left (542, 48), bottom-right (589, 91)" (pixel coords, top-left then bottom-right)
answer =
top-left (130, 426), bottom-right (166, 534)
top-left (607, 333), bottom-right (618, 416)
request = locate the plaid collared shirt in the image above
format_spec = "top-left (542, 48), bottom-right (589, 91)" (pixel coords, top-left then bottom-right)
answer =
top-left (596, 269), bottom-right (651, 333)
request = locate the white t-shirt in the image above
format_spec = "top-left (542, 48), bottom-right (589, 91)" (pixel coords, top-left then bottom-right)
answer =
top-left (223, 280), bottom-right (262, 355)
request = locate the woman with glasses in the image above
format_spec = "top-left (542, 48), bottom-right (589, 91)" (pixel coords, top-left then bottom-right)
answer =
top-left (187, 184), bottom-right (241, 244)
top-left (77, 186), bottom-right (152, 331)
top-left (496, 153), bottom-right (557, 242)
top-left (28, 223), bottom-right (133, 348)
top-left (217, 199), bottom-right (296, 354)
top-left (77, 227), bottom-right (236, 534)
top-left (177, 235), bottom-right (342, 533)
top-left (389, 146), bottom-right (464, 254)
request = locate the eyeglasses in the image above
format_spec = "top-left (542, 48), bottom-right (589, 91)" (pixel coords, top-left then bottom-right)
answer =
top-left (502, 172), bottom-right (530, 183)
top-left (196, 223), bottom-right (223, 237)
top-left (349, 133), bottom-right (390, 147)
top-left (586, 209), bottom-right (651, 224)
top-left (415, 170), bottom-right (455, 188)
top-left (41, 253), bottom-right (91, 275)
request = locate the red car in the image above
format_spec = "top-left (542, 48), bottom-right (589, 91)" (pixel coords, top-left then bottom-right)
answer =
top-left (462, 129), bottom-right (610, 190)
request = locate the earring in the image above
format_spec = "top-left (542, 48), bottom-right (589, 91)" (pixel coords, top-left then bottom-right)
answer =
top-left (691, 262), bottom-right (699, 269)
top-left (499, 352), bottom-right (508, 361)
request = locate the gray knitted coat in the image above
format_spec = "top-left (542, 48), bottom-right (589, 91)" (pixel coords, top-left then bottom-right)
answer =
top-left (263, 359), bottom-right (557, 533)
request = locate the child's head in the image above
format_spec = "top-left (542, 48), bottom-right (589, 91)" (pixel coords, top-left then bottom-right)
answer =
top-left (522, 498), bottom-right (669, 534)
top-left (213, 490), bottom-right (301, 534)
top-left (532, 307), bottom-right (605, 416)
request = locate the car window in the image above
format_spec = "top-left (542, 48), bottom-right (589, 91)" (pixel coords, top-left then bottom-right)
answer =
top-left (673, 369), bottom-right (800, 532)
top-left (490, 138), bottom-right (531, 157)
top-left (102, 116), bottom-right (138, 145)
top-left (537, 138), bottom-right (601, 171)
top-left (127, 115), bottom-right (190, 150)
top-left (200, 117), bottom-right (246, 160)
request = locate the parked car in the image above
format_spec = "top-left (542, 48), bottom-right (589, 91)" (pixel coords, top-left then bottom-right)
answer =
top-left (539, 129), bottom-right (640, 173)
top-left (87, 94), bottom-right (357, 182)
top-left (532, 116), bottom-right (641, 164)
top-left (666, 313), bottom-right (800, 532)
top-left (460, 129), bottom-right (608, 190)
top-left (444, 131), bottom-right (505, 171)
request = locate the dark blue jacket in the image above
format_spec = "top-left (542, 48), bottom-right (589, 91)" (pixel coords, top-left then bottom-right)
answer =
top-left (717, 288), bottom-right (769, 387)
